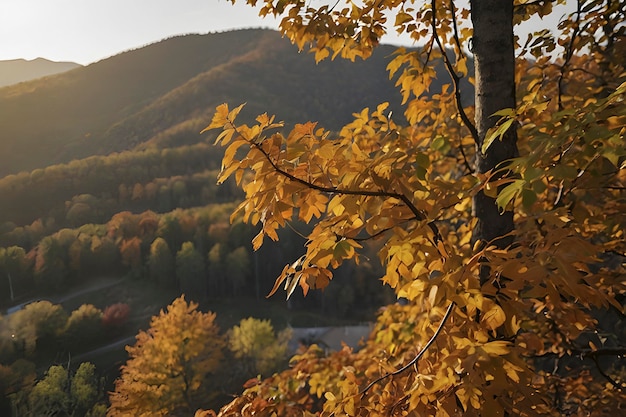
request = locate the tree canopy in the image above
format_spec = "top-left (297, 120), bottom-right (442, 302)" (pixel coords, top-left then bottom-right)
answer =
top-left (203, 0), bottom-right (625, 415)
top-left (108, 296), bottom-right (226, 416)
top-left (228, 317), bottom-right (292, 377)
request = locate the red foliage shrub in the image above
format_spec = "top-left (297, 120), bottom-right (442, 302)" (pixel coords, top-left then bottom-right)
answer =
top-left (102, 303), bottom-right (131, 328)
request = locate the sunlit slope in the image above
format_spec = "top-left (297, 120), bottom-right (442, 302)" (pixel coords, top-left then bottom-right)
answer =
top-left (0, 29), bottom-right (406, 176)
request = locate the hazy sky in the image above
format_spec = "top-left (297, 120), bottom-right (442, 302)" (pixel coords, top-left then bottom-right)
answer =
top-left (0, 0), bottom-right (281, 64)
top-left (1, 0), bottom-right (572, 65)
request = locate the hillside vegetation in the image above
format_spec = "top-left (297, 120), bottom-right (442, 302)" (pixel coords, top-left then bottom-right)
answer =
top-left (0, 28), bottom-right (425, 318)
top-left (0, 29), bottom-right (414, 177)
top-left (0, 31), bottom-right (423, 413)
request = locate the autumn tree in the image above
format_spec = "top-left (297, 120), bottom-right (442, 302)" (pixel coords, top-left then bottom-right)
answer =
top-left (88, 234), bottom-right (120, 274)
top-left (176, 241), bottom-right (207, 299)
top-left (204, 0), bottom-right (625, 416)
top-left (158, 213), bottom-right (185, 251)
top-left (9, 301), bottom-right (68, 357)
top-left (27, 365), bottom-right (69, 416)
top-left (147, 237), bottom-right (176, 288)
top-left (25, 362), bottom-right (105, 417)
top-left (0, 246), bottom-right (32, 303)
top-left (2, 359), bottom-right (36, 415)
top-left (228, 317), bottom-right (292, 377)
top-left (108, 296), bottom-right (226, 416)
top-left (34, 233), bottom-right (71, 291)
top-left (63, 304), bottom-right (104, 350)
top-left (101, 303), bottom-right (131, 330)
top-left (225, 246), bottom-right (251, 296)
top-left (119, 236), bottom-right (143, 278)
top-left (207, 243), bottom-right (225, 295)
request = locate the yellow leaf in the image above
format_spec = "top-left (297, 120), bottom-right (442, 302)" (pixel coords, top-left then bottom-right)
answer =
top-left (457, 57), bottom-right (468, 77)
top-left (201, 103), bottom-right (230, 133)
top-left (510, 315), bottom-right (521, 334)
top-left (481, 341), bottom-right (511, 356)
top-left (481, 303), bottom-right (506, 331)
top-left (456, 387), bottom-right (469, 411)
top-left (482, 117), bottom-right (515, 154)
top-left (503, 360), bottom-right (521, 383)
top-left (428, 285), bottom-right (438, 307)
top-left (395, 11), bottom-right (413, 26)
top-left (228, 103), bottom-right (246, 122)
top-left (215, 127), bottom-right (236, 146)
top-left (344, 398), bottom-right (355, 415)
top-left (328, 195), bottom-right (345, 216)
top-left (252, 230), bottom-right (264, 250)
top-left (222, 139), bottom-right (244, 165)
top-left (315, 47), bottom-right (330, 62)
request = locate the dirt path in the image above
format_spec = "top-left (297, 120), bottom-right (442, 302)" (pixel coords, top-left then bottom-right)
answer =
top-left (54, 277), bottom-right (125, 304)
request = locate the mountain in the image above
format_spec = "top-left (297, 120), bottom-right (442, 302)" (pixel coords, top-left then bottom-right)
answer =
top-left (0, 57), bottom-right (81, 88)
top-left (0, 29), bottom-right (415, 177)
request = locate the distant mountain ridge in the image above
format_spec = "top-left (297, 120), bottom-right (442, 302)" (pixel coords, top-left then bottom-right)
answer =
top-left (0, 29), bottom-right (459, 177)
top-left (0, 57), bottom-right (81, 87)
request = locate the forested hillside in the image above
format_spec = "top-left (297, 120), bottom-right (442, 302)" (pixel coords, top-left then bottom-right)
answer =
top-left (0, 28), bottom-right (412, 311)
top-left (0, 29), bottom-right (416, 177)
top-left (0, 29), bottom-right (413, 414)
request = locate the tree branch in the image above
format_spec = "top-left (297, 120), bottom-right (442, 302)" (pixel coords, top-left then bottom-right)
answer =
top-left (457, 140), bottom-right (474, 174)
top-left (538, 346), bottom-right (626, 390)
top-left (359, 302), bottom-right (456, 398)
top-left (448, 0), bottom-right (475, 174)
top-left (432, 0), bottom-right (480, 147)
top-left (335, 224), bottom-right (397, 243)
top-left (575, 347), bottom-right (626, 357)
top-left (534, 346), bottom-right (626, 358)
top-left (244, 130), bottom-right (444, 244)
top-left (557, 0), bottom-right (589, 110)
top-left (591, 355), bottom-right (626, 390)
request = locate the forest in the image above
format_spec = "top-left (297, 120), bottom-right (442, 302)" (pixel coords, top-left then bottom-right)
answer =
top-left (0, 28), bottom-right (402, 416)
top-left (2, 0), bottom-right (626, 415)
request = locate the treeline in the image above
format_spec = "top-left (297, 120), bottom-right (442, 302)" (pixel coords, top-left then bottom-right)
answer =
top-left (0, 203), bottom-right (392, 318)
top-left (0, 170), bottom-right (242, 251)
top-left (0, 204), bottom-right (234, 299)
top-left (0, 142), bottom-right (231, 231)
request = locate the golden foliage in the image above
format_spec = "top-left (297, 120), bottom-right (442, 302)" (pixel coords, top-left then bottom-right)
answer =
top-left (108, 296), bottom-right (225, 416)
top-left (228, 317), bottom-right (292, 376)
top-left (206, 0), bottom-right (625, 416)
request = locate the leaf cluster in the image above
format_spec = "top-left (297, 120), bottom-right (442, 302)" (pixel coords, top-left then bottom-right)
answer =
top-left (205, 1), bottom-right (626, 416)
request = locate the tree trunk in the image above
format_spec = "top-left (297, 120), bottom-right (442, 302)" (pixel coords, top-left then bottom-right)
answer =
top-left (470, 0), bottom-right (519, 284)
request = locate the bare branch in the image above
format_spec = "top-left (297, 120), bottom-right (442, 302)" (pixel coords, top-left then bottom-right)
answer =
top-left (457, 139), bottom-right (474, 174)
top-left (333, 216), bottom-right (419, 242)
top-left (285, 221), bottom-right (309, 239)
top-left (448, 0), bottom-right (464, 58)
